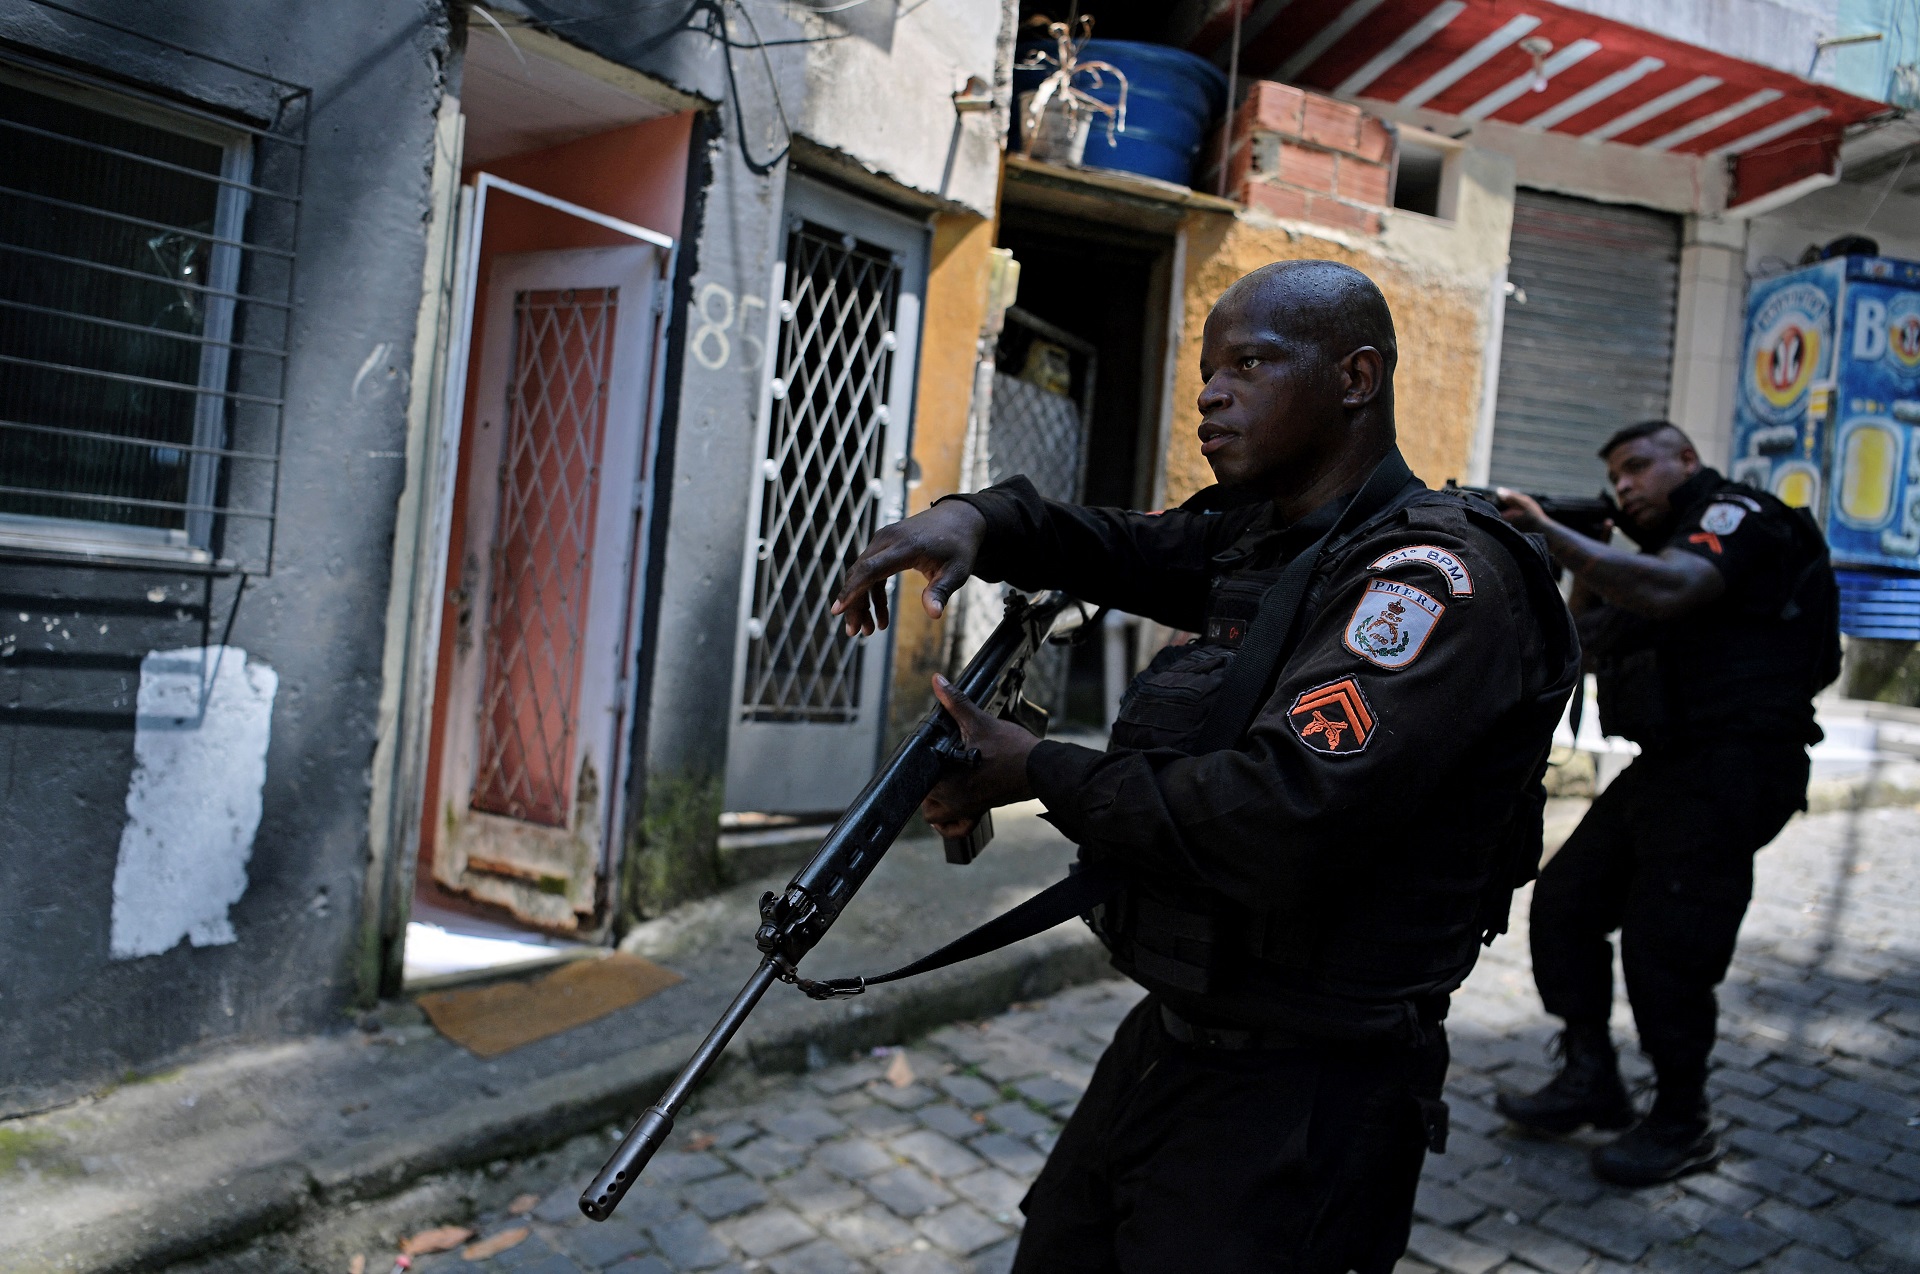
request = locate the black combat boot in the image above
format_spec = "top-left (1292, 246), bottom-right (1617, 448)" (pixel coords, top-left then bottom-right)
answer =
top-left (1591, 1086), bottom-right (1719, 1185)
top-left (1494, 1022), bottom-right (1634, 1135)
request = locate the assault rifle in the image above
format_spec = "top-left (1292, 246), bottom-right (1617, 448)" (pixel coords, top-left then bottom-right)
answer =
top-left (581, 591), bottom-right (1089, 1222)
top-left (1445, 480), bottom-right (1619, 544)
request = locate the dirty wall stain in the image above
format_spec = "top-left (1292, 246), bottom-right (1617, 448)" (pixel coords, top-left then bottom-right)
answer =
top-left (109, 646), bottom-right (277, 960)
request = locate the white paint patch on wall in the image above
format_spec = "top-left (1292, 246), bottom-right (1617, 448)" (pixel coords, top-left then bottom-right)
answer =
top-left (110, 646), bottom-right (278, 960)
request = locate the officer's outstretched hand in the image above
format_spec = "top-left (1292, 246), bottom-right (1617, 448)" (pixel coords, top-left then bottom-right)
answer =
top-left (920, 674), bottom-right (1037, 840)
top-left (832, 502), bottom-right (987, 637)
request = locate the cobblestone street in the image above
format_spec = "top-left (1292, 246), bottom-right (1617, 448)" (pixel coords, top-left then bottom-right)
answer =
top-left (382, 803), bottom-right (1920, 1274)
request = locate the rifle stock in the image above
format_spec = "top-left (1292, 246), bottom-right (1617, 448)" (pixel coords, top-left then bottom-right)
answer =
top-left (580, 591), bottom-right (1086, 1221)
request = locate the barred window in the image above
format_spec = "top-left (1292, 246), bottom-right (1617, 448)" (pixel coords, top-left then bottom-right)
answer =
top-left (0, 56), bottom-right (300, 572)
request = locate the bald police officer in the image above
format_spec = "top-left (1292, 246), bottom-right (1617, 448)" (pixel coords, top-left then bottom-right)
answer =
top-left (1496, 421), bottom-right (1839, 1186)
top-left (835, 261), bottom-right (1577, 1272)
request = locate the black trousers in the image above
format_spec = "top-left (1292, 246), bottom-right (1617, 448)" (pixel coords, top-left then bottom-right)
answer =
top-left (1012, 997), bottom-right (1447, 1274)
top-left (1529, 741), bottom-right (1807, 1093)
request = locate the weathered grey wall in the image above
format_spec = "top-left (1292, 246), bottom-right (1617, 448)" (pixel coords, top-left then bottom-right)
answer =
top-left (0, 0), bottom-right (449, 1114)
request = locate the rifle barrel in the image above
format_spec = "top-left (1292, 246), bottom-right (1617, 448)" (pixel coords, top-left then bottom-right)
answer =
top-left (580, 959), bottom-right (781, 1221)
top-left (579, 592), bottom-right (1080, 1223)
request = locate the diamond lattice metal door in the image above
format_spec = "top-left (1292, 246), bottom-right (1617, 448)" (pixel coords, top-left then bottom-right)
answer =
top-left (725, 180), bottom-right (927, 813)
top-left (471, 286), bottom-right (617, 827)
top-left (434, 245), bottom-right (664, 930)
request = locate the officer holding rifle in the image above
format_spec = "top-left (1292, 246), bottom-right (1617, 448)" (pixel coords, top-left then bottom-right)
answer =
top-left (1492, 422), bottom-right (1838, 1185)
top-left (834, 261), bottom-right (1577, 1273)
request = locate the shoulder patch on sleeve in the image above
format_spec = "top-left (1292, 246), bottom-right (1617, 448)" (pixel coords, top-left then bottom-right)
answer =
top-left (1344, 579), bottom-right (1445, 669)
top-left (1700, 502), bottom-right (1748, 535)
top-left (1289, 678), bottom-right (1375, 755)
top-left (1368, 543), bottom-right (1474, 596)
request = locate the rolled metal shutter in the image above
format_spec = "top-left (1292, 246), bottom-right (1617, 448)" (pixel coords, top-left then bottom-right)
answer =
top-left (1489, 190), bottom-right (1681, 497)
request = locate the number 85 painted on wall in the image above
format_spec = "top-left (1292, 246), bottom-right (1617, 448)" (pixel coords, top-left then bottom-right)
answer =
top-left (690, 282), bottom-right (766, 373)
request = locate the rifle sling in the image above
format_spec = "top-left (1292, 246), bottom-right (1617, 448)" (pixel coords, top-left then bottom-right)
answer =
top-left (793, 864), bottom-right (1119, 999)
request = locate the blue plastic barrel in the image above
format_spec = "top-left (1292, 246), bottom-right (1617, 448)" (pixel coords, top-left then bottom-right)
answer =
top-left (1014, 40), bottom-right (1227, 187)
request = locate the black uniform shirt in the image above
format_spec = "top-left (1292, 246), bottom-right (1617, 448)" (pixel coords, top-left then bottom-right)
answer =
top-left (945, 467), bottom-right (1577, 1019)
top-left (1588, 468), bottom-right (1835, 747)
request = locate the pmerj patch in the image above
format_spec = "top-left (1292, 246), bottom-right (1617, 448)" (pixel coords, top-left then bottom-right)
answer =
top-left (110, 645), bottom-right (278, 960)
top-left (1699, 502), bottom-right (1749, 535)
top-left (1367, 543), bottom-right (1473, 595)
top-left (1287, 677), bottom-right (1375, 755)
top-left (1343, 578), bottom-right (1444, 670)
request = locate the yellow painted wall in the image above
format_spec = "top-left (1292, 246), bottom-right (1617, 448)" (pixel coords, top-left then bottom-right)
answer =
top-left (1165, 212), bottom-right (1494, 507)
top-left (888, 211), bottom-right (997, 733)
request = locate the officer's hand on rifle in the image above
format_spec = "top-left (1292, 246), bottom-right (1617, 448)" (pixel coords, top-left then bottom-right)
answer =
top-left (921, 673), bottom-right (1037, 839)
top-left (833, 503), bottom-right (988, 637)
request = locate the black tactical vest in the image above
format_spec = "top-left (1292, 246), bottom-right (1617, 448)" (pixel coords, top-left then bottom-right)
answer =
top-left (1083, 490), bottom-right (1577, 1042)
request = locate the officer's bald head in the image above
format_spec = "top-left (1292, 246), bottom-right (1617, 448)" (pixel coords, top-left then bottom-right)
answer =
top-left (1218, 260), bottom-right (1398, 380)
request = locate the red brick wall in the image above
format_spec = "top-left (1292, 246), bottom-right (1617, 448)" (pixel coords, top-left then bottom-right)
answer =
top-left (1204, 82), bottom-right (1395, 235)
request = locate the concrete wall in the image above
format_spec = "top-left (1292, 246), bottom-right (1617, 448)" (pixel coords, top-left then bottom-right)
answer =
top-left (1359, 99), bottom-right (1726, 218)
top-left (1668, 217), bottom-right (1752, 470)
top-left (796, 0), bottom-right (1007, 219)
top-left (1748, 178), bottom-right (1920, 269)
top-left (0, 0), bottom-right (448, 1113)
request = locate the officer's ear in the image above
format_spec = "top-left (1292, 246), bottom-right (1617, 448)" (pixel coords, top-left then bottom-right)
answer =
top-left (1338, 346), bottom-right (1386, 409)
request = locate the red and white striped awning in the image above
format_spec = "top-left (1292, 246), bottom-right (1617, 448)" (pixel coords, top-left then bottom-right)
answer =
top-left (1187, 0), bottom-right (1891, 205)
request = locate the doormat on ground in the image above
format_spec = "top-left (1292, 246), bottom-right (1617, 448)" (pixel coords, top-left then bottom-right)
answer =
top-left (417, 954), bottom-right (683, 1058)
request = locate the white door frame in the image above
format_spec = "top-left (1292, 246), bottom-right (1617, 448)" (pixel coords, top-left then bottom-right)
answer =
top-left (425, 176), bottom-right (675, 928)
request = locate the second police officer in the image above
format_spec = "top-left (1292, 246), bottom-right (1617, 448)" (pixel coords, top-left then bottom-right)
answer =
top-left (1495, 421), bottom-right (1839, 1185)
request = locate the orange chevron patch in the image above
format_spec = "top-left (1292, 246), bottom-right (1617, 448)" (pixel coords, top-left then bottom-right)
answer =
top-left (1688, 531), bottom-right (1723, 555)
top-left (1287, 678), bottom-right (1375, 755)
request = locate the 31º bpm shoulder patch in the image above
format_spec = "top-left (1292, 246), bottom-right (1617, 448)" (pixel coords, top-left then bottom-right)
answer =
top-left (1344, 578), bottom-right (1444, 670)
top-left (1288, 678), bottom-right (1375, 755)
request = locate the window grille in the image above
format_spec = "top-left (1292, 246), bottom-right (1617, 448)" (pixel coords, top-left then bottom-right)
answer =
top-left (741, 220), bottom-right (903, 723)
top-left (0, 47), bottom-right (305, 573)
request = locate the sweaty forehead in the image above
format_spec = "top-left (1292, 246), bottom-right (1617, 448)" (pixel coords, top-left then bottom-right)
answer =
top-left (1205, 282), bottom-right (1322, 347)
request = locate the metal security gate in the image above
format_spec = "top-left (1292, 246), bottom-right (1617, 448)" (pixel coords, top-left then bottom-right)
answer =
top-left (725, 178), bottom-right (926, 813)
top-left (1489, 190), bottom-right (1681, 496)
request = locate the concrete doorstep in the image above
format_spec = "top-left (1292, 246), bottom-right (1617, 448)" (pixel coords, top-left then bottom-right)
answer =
top-left (0, 807), bottom-right (1103, 1274)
